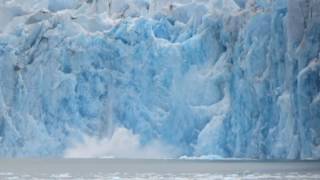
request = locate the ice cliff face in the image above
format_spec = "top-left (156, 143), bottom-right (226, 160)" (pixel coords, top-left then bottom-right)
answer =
top-left (0, 0), bottom-right (319, 159)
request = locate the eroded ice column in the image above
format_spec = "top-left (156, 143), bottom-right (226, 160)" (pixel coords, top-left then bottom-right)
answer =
top-left (287, 0), bottom-right (320, 158)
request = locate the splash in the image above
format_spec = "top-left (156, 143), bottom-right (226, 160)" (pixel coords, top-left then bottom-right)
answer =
top-left (64, 127), bottom-right (179, 159)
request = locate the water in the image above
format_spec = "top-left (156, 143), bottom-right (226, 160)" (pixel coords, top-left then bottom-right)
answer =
top-left (0, 159), bottom-right (319, 179)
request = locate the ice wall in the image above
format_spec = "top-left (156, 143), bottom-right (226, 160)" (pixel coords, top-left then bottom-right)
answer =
top-left (0, 0), bottom-right (319, 159)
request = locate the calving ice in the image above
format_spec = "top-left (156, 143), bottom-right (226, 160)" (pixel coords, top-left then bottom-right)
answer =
top-left (0, 0), bottom-right (319, 159)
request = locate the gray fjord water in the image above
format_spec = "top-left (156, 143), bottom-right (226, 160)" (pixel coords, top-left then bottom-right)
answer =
top-left (0, 159), bottom-right (320, 179)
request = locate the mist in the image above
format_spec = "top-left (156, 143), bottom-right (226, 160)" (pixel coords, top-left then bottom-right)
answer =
top-left (64, 127), bottom-right (180, 159)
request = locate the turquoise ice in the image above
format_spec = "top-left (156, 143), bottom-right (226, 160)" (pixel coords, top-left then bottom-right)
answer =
top-left (0, 0), bottom-right (319, 159)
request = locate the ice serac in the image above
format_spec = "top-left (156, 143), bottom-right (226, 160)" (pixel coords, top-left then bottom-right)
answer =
top-left (0, 0), bottom-right (319, 159)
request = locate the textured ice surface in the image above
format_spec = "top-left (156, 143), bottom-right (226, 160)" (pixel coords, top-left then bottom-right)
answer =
top-left (0, 0), bottom-right (319, 159)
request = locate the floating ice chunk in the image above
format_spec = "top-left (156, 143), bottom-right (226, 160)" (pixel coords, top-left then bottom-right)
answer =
top-left (0, 172), bottom-right (14, 176)
top-left (50, 173), bottom-right (72, 178)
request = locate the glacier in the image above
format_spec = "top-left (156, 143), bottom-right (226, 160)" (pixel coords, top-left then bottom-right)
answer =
top-left (0, 0), bottom-right (319, 159)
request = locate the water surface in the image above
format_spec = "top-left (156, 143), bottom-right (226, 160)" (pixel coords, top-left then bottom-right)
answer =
top-left (0, 159), bottom-right (319, 179)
